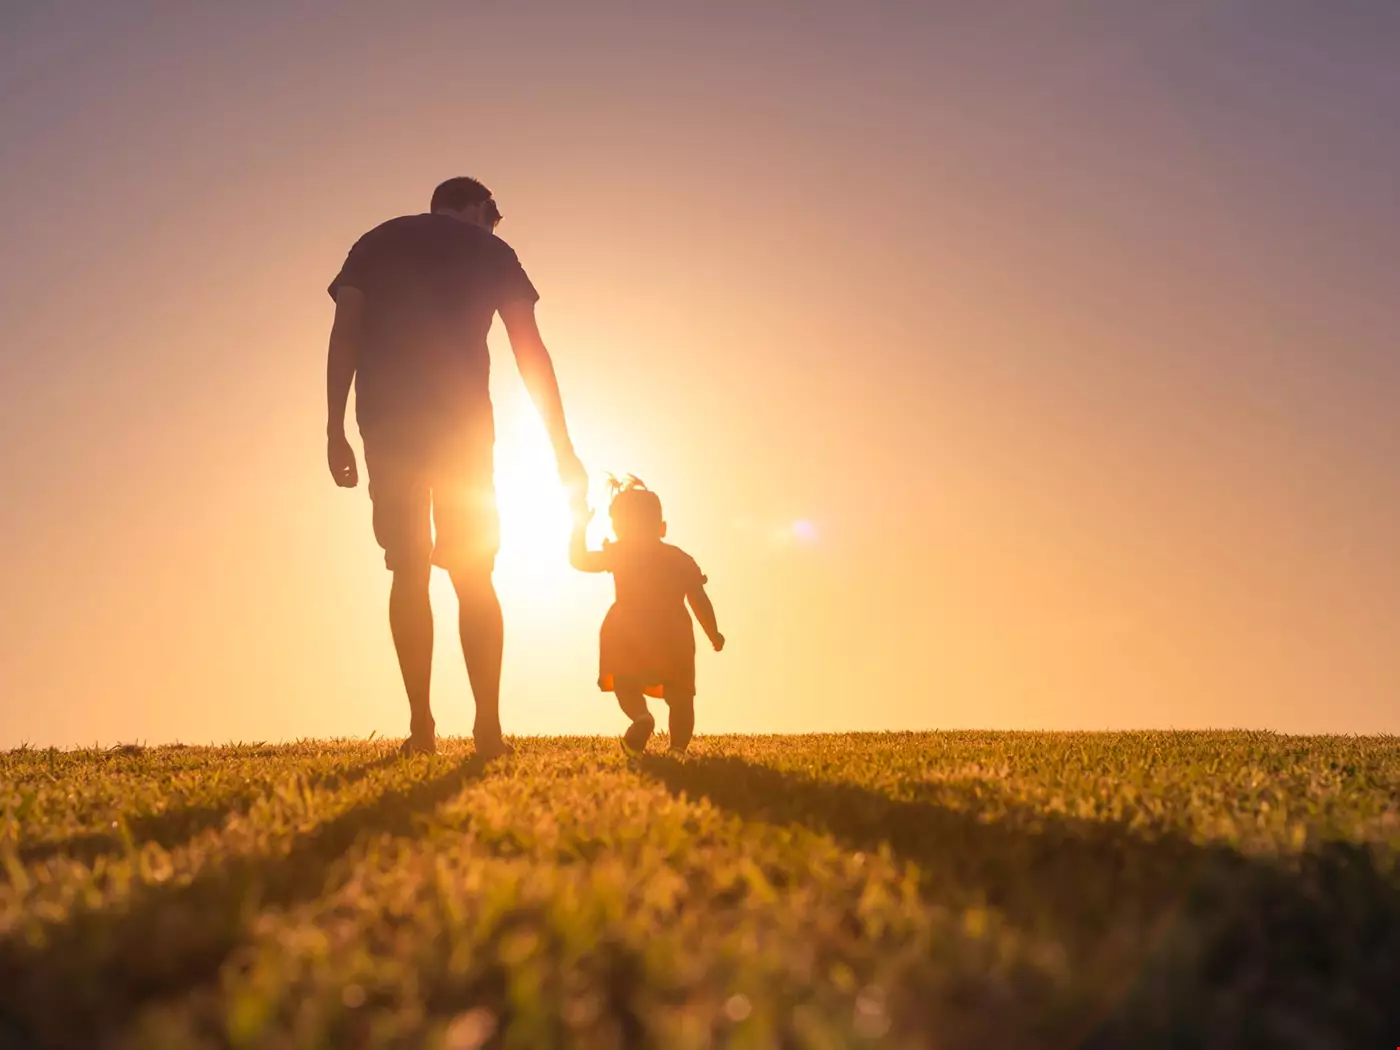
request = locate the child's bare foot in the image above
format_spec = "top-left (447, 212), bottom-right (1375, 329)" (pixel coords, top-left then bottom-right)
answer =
top-left (621, 717), bottom-right (655, 757)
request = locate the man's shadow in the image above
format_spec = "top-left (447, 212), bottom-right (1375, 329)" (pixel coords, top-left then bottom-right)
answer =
top-left (16, 749), bottom-right (411, 868)
top-left (0, 752), bottom-right (491, 1050)
top-left (640, 753), bottom-right (1400, 1047)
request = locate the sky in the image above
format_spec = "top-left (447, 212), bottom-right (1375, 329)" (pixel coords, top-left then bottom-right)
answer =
top-left (2, 2), bottom-right (1398, 746)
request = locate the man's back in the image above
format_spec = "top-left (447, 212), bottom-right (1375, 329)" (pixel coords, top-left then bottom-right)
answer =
top-left (325, 176), bottom-right (587, 758)
top-left (328, 213), bottom-right (538, 431)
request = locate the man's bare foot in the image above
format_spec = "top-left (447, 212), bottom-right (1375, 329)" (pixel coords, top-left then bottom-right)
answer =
top-left (475, 736), bottom-right (515, 761)
top-left (400, 734), bottom-right (436, 757)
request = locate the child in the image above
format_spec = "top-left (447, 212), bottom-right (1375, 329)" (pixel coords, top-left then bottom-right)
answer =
top-left (570, 477), bottom-right (724, 756)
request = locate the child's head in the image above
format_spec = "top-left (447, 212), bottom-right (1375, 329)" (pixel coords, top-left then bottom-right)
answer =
top-left (608, 475), bottom-right (666, 542)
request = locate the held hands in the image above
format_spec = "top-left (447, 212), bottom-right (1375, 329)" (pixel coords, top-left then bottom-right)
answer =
top-left (569, 494), bottom-right (593, 531)
top-left (557, 444), bottom-right (587, 492)
top-left (558, 444), bottom-right (590, 522)
top-left (327, 431), bottom-right (358, 488)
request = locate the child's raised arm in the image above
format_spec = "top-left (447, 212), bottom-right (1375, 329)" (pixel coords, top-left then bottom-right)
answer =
top-left (686, 582), bottom-right (724, 651)
top-left (569, 512), bottom-right (610, 573)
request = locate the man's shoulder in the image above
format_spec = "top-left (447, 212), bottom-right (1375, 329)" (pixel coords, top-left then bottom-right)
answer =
top-left (460, 226), bottom-right (523, 266)
top-left (356, 213), bottom-right (439, 244)
top-left (481, 227), bottom-right (518, 251)
top-left (364, 215), bottom-right (518, 252)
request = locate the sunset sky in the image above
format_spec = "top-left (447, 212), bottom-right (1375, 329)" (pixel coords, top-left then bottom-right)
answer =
top-left (3, 3), bottom-right (1398, 747)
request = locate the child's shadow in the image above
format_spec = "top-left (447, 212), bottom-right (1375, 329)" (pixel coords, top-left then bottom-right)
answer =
top-left (639, 753), bottom-right (1400, 1047)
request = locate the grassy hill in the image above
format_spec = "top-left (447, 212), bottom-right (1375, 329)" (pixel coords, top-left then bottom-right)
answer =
top-left (1, 731), bottom-right (1397, 1048)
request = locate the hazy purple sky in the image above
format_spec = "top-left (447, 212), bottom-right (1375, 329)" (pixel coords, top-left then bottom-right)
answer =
top-left (3, 3), bottom-right (1398, 745)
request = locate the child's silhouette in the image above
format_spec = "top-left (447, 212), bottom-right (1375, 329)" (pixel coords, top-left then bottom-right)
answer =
top-left (570, 476), bottom-right (723, 756)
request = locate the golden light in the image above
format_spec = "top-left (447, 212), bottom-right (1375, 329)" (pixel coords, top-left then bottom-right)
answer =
top-left (491, 401), bottom-right (574, 597)
top-left (482, 399), bottom-right (610, 586)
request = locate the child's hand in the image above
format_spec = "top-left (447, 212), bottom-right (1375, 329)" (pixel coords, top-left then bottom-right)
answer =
top-left (711, 633), bottom-right (725, 652)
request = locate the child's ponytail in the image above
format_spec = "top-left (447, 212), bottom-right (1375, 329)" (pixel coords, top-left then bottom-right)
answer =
top-left (606, 474), bottom-right (664, 534)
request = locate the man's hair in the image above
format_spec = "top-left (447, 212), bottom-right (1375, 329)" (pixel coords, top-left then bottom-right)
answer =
top-left (430, 176), bottom-right (492, 214)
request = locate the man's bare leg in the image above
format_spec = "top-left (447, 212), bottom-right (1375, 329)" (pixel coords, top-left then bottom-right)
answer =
top-left (449, 567), bottom-right (507, 754)
top-left (389, 564), bottom-right (435, 751)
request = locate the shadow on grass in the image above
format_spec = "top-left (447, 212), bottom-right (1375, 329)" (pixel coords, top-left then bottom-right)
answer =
top-left (16, 750), bottom-right (410, 869)
top-left (0, 753), bottom-right (491, 1050)
top-left (641, 753), bottom-right (1400, 1048)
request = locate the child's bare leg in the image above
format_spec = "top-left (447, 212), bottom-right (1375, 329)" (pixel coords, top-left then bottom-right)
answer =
top-left (665, 691), bottom-right (695, 752)
top-left (615, 681), bottom-right (654, 753)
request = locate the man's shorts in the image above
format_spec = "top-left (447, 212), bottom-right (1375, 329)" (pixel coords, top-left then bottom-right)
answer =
top-left (360, 416), bottom-right (498, 574)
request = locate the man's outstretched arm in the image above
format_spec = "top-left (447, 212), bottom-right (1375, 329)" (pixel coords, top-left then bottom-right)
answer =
top-left (326, 287), bottom-right (363, 487)
top-left (499, 298), bottom-right (586, 496)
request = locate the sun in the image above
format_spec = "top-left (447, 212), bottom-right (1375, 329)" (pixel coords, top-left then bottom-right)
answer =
top-left (455, 387), bottom-right (615, 612)
top-left (491, 417), bottom-right (572, 583)
top-left (483, 394), bottom-right (618, 606)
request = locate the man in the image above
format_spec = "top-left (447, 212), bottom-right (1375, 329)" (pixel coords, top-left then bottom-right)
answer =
top-left (326, 176), bottom-right (586, 757)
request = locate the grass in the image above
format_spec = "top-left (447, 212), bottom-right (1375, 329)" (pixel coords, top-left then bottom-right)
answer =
top-left (1, 731), bottom-right (1397, 1049)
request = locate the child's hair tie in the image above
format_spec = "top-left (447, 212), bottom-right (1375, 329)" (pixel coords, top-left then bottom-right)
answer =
top-left (606, 473), bottom-right (649, 499)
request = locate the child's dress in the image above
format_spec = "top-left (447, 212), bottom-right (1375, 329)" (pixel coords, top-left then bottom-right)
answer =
top-left (596, 540), bottom-right (707, 699)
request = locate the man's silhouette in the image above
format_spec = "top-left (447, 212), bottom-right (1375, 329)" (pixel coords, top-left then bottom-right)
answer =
top-left (325, 176), bottom-right (585, 757)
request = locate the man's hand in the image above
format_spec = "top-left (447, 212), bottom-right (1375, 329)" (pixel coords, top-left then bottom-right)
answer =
top-left (568, 488), bottom-right (592, 530)
top-left (711, 633), bottom-right (726, 653)
top-left (328, 431), bottom-right (359, 488)
top-left (557, 445), bottom-right (588, 505)
top-left (501, 299), bottom-right (588, 504)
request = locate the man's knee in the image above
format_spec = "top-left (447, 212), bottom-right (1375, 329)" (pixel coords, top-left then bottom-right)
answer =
top-left (448, 564), bottom-right (498, 605)
top-left (390, 563), bottom-right (432, 597)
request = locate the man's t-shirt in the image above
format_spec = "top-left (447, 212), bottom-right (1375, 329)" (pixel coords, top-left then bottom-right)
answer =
top-left (327, 213), bottom-right (539, 433)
